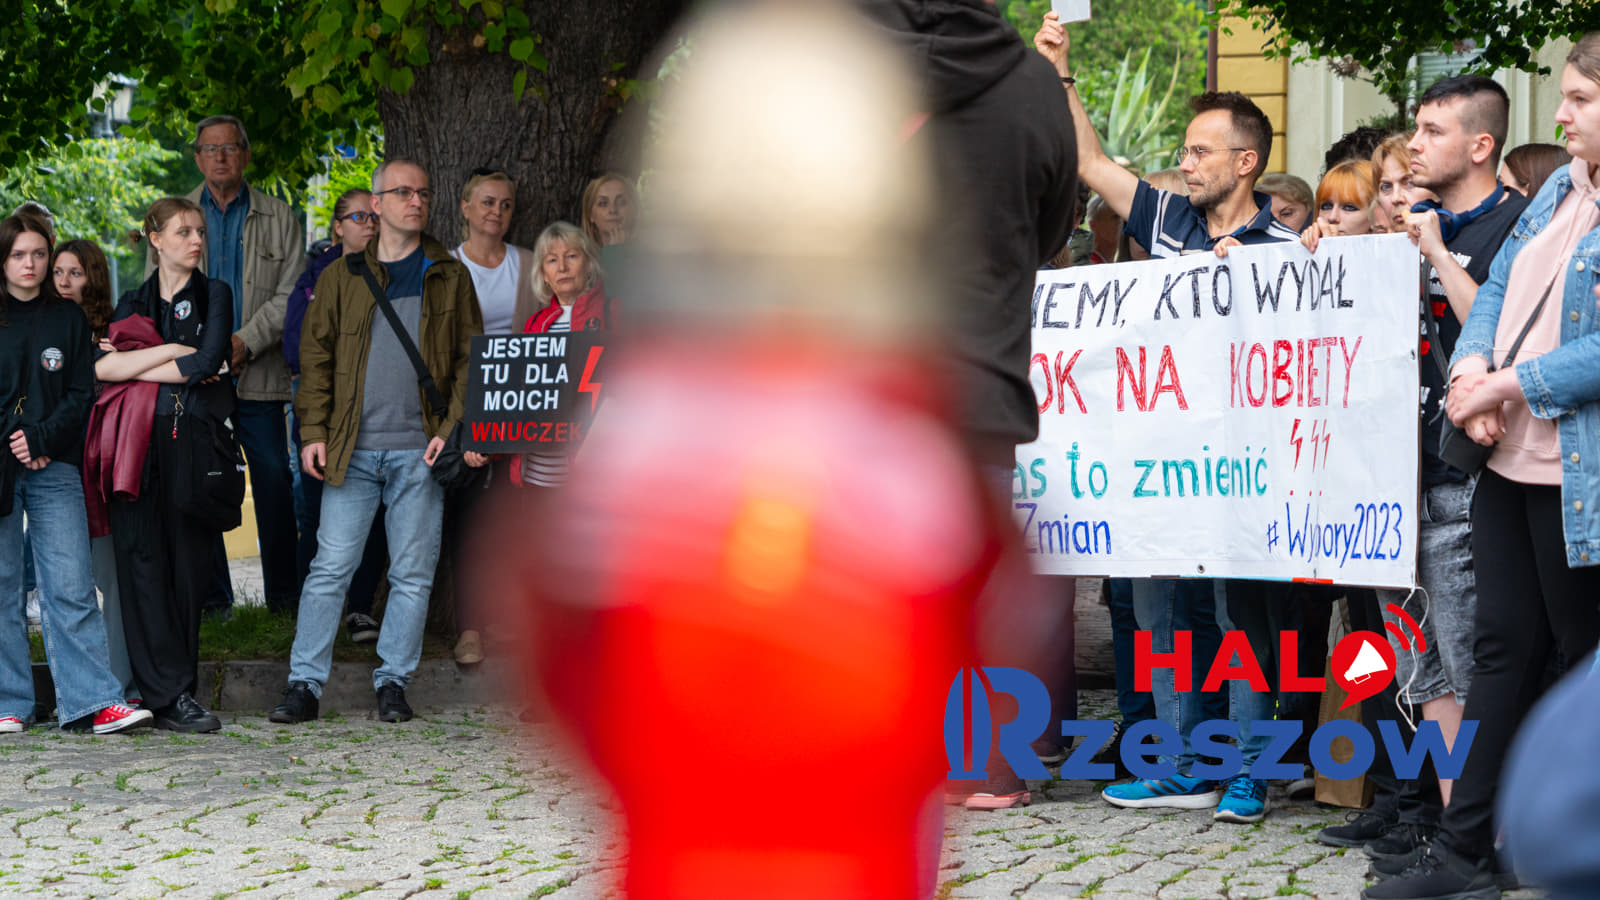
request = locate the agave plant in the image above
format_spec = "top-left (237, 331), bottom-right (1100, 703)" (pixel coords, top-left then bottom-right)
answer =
top-left (1081, 48), bottom-right (1183, 175)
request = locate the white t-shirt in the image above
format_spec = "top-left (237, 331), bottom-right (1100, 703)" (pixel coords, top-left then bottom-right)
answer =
top-left (453, 243), bottom-right (519, 335)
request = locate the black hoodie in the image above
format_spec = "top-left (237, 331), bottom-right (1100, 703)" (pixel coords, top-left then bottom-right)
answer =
top-left (859, 0), bottom-right (1077, 463)
top-left (0, 293), bottom-right (95, 468)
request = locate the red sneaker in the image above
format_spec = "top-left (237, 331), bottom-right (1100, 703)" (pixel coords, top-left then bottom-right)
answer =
top-left (0, 716), bottom-right (24, 734)
top-left (92, 704), bottom-right (154, 735)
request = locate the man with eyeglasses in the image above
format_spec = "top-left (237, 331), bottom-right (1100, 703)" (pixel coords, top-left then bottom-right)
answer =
top-left (271, 159), bottom-right (484, 726)
top-left (165, 114), bottom-right (307, 620)
top-left (1035, 14), bottom-right (1298, 259)
top-left (1033, 13), bottom-right (1299, 826)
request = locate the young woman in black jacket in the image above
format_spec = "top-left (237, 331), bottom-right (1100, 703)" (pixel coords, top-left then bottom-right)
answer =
top-left (0, 212), bottom-right (152, 735)
top-left (95, 198), bottom-right (235, 733)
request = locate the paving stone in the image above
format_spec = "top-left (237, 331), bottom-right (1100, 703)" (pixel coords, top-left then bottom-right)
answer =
top-left (1, 690), bottom-right (1552, 899)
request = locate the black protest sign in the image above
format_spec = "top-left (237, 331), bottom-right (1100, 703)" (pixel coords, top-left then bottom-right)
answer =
top-left (462, 333), bottom-right (609, 452)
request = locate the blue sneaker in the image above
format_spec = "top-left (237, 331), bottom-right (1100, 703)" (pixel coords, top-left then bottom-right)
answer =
top-left (1102, 774), bottom-right (1219, 809)
top-left (1213, 776), bottom-right (1268, 823)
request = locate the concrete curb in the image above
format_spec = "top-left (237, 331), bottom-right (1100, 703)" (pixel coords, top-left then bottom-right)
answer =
top-left (33, 658), bottom-right (522, 717)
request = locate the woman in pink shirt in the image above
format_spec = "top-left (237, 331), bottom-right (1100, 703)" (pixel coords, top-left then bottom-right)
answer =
top-left (1380, 33), bottom-right (1600, 898)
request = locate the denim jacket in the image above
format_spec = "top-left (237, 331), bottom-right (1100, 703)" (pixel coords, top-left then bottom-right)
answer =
top-left (1450, 166), bottom-right (1600, 566)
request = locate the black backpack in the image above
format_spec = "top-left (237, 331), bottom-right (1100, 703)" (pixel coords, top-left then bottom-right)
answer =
top-left (158, 275), bottom-right (246, 531)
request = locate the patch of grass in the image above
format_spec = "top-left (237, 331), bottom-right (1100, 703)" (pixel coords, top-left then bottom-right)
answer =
top-left (196, 605), bottom-right (453, 662)
top-left (529, 882), bottom-right (570, 898)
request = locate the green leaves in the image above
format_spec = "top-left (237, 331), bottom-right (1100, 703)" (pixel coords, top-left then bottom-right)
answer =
top-left (0, 137), bottom-right (179, 286)
top-left (1094, 48), bottom-right (1183, 174)
top-left (1210, 0), bottom-right (1592, 110)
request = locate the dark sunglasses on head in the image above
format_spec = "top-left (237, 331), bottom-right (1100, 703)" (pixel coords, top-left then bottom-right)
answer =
top-left (472, 167), bottom-right (507, 178)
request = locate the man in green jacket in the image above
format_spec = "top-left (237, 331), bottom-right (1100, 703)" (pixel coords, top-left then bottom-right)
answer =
top-left (271, 158), bottom-right (484, 725)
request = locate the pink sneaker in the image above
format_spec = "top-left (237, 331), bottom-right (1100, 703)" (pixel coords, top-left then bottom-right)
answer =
top-left (963, 790), bottom-right (1031, 810)
top-left (92, 704), bottom-right (154, 735)
top-left (0, 716), bottom-right (24, 734)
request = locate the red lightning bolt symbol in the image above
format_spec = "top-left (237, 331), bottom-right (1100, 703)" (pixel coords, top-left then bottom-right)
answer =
top-left (577, 346), bottom-right (604, 414)
top-left (1288, 418), bottom-right (1304, 470)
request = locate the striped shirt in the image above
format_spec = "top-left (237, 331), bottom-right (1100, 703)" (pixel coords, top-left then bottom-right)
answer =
top-left (1123, 181), bottom-right (1300, 258)
top-left (523, 302), bottom-right (573, 486)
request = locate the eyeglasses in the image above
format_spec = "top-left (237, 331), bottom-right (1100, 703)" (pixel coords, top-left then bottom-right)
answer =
top-left (1174, 146), bottom-right (1249, 165)
top-left (340, 212), bottom-right (378, 224)
top-left (375, 186), bottom-right (433, 204)
top-left (196, 143), bottom-right (243, 158)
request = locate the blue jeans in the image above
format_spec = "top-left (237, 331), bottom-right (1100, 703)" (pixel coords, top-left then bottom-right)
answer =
top-left (1216, 580), bottom-right (1287, 771)
top-left (1106, 579), bottom-right (1156, 725)
top-left (292, 418), bottom-right (387, 617)
top-left (0, 462), bottom-right (123, 725)
top-left (1130, 579), bottom-right (1222, 772)
top-left (288, 450), bottom-right (444, 696)
top-left (236, 399), bottom-right (300, 612)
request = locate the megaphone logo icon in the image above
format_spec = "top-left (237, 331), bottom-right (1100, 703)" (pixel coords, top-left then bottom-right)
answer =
top-left (1331, 631), bottom-right (1397, 709)
top-left (1344, 639), bottom-right (1389, 684)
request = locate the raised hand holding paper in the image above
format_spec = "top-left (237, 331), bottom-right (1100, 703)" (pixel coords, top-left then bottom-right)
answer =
top-left (1052, 0), bottom-right (1091, 23)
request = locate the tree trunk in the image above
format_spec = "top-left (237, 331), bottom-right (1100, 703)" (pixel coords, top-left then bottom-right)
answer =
top-left (377, 0), bottom-right (686, 249)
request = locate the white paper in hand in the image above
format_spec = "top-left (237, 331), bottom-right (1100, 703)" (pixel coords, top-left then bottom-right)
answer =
top-left (1052, 0), bottom-right (1091, 23)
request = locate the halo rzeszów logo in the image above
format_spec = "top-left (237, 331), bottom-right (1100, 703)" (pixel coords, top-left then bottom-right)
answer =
top-left (945, 621), bottom-right (1473, 784)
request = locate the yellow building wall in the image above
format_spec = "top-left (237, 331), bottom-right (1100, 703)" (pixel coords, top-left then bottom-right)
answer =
top-left (1215, 16), bottom-right (1288, 174)
top-left (223, 474), bottom-right (261, 559)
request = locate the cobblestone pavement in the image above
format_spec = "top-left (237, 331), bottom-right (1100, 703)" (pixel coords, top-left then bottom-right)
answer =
top-left (0, 709), bottom-right (621, 899)
top-left (1, 692), bottom-right (1543, 900)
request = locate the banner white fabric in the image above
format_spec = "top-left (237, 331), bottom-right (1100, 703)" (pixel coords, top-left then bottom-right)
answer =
top-left (1015, 234), bottom-right (1420, 588)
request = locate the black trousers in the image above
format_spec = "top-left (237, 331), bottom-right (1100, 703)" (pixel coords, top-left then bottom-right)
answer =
top-left (110, 415), bottom-right (212, 712)
top-left (1347, 589), bottom-right (1443, 826)
top-left (1439, 468), bottom-right (1600, 862)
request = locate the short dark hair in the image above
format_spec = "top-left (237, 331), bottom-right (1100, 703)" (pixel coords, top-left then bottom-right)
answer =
top-left (1324, 126), bottom-right (1389, 175)
top-left (1417, 74), bottom-right (1511, 167)
top-left (1189, 91), bottom-right (1273, 178)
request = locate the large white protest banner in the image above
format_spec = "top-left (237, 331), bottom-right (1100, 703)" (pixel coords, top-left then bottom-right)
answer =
top-left (1015, 234), bottom-right (1419, 588)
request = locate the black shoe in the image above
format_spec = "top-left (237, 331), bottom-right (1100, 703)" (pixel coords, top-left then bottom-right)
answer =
top-left (1032, 737), bottom-right (1070, 767)
top-left (153, 693), bottom-right (221, 734)
top-left (345, 613), bottom-right (380, 644)
top-left (268, 682), bottom-right (320, 724)
top-left (1088, 722), bottom-right (1132, 779)
top-left (1360, 846), bottom-right (1499, 900)
top-left (376, 682), bottom-right (413, 723)
top-left (1368, 822), bottom-right (1437, 862)
top-left (1319, 810), bottom-right (1395, 848)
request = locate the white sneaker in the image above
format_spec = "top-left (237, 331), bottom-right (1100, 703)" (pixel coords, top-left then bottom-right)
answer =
top-left (24, 590), bottom-right (40, 627)
top-left (0, 716), bottom-right (25, 734)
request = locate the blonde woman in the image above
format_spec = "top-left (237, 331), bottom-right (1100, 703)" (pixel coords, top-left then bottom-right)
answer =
top-left (454, 170), bottom-right (538, 336)
top-left (95, 198), bottom-right (235, 734)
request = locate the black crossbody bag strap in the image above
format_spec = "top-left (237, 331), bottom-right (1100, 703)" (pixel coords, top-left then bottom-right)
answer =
top-left (347, 253), bottom-right (448, 420)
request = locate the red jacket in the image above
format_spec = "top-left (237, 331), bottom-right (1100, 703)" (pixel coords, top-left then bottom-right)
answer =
top-left (522, 281), bottom-right (612, 334)
top-left (82, 315), bottom-right (162, 538)
top-left (511, 282), bottom-right (613, 486)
